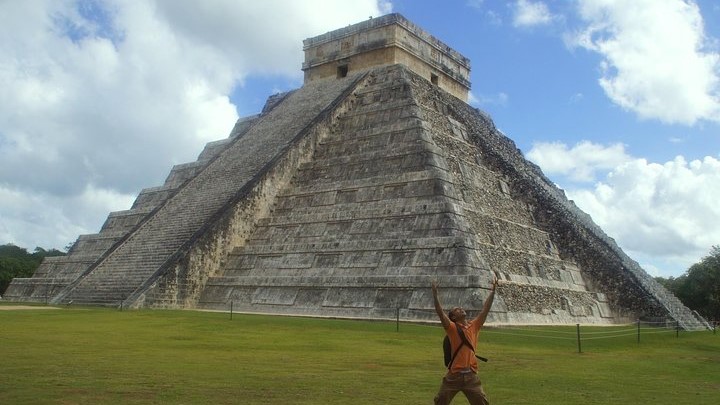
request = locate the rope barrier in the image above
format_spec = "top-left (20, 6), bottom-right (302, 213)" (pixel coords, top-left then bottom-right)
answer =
top-left (581, 332), bottom-right (638, 340)
top-left (490, 327), bottom-right (578, 335)
top-left (485, 329), bottom-right (576, 340)
top-left (480, 320), bottom-right (714, 350)
top-left (577, 327), bottom-right (637, 335)
top-left (636, 329), bottom-right (677, 335)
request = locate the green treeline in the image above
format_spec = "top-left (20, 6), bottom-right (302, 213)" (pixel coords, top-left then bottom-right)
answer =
top-left (655, 245), bottom-right (720, 322)
top-left (0, 244), bottom-right (65, 295)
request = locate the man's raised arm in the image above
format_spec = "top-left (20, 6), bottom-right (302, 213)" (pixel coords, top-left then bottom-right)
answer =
top-left (473, 274), bottom-right (498, 327)
top-left (431, 280), bottom-right (451, 329)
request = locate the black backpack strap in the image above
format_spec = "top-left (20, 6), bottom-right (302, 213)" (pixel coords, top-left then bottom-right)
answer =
top-left (456, 326), bottom-right (475, 351)
top-left (447, 336), bottom-right (464, 369)
top-left (448, 324), bottom-right (489, 368)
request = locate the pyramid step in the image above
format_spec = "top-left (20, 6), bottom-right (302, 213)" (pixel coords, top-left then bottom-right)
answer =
top-left (130, 184), bottom-right (179, 210)
top-left (262, 198), bottom-right (455, 225)
top-left (315, 120), bottom-right (427, 157)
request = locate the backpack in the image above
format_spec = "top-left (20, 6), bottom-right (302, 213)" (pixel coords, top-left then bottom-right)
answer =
top-left (442, 335), bottom-right (455, 367)
top-left (443, 325), bottom-right (488, 368)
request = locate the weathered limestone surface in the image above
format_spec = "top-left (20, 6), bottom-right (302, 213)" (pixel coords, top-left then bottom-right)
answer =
top-left (415, 76), bottom-right (699, 327)
top-left (192, 64), bottom-right (695, 327)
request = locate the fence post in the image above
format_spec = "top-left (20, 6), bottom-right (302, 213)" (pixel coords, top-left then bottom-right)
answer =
top-left (676, 320), bottom-right (679, 338)
top-left (230, 300), bottom-right (233, 320)
top-left (637, 319), bottom-right (640, 344)
top-left (576, 324), bottom-right (582, 353)
top-left (396, 307), bottom-right (400, 332)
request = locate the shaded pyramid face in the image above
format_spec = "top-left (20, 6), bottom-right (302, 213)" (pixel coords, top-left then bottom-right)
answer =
top-left (5, 62), bottom-right (699, 328)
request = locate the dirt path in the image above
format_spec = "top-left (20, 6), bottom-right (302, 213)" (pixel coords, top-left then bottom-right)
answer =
top-left (0, 305), bottom-right (59, 310)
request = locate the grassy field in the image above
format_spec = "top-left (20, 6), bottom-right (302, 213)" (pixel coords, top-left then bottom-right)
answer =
top-left (1, 305), bottom-right (718, 404)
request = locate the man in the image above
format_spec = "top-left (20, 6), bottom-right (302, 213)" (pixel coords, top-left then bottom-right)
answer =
top-left (431, 273), bottom-right (498, 405)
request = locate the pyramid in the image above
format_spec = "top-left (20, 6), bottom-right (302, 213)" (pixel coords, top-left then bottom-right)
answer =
top-left (6, 14), bottom-right (702, 328)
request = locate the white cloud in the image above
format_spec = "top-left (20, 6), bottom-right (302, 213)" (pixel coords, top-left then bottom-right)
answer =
top-left (466, 0), bottom-right (485, 10)
top-left (471, 91), bottom-right (509, 107)
top-left (567, 155), bottom-right (720, 276)
top-left (151, 0), bottom-right (391, 79)
top-left (528, 141), bottom-right (720, 276)
top-left (0, 184), bottom-right (135, 250)
top-left (527, 141), bottom-right (632, 182)
top-left (0, 0), bottom-right (388, 250)
top-left (572, 0), bottom-right (720, 124)
top-left (512, 0), bottom-right (554, 27)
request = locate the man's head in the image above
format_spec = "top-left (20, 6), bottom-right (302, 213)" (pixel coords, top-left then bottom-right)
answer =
top-left (448, 306), bottom-right (466, 322)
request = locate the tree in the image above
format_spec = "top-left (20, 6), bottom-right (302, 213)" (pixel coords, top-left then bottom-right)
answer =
top-left (0, 244), bottom-right (66, 295)
top-left (657, 246), bottom-right (720, 321)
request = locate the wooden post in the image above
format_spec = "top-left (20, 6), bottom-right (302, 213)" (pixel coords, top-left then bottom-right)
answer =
top-left (230, 301), bottom-right (233, 320)
top-left (576, 324), bottom-right (582, 353)
top-left (396, 307), bottom-right (400, 332)
top-left (637, 319), bottom-right (640, 344)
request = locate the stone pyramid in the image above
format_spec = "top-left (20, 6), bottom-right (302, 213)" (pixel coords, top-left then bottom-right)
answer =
top-left (6, 14), bottom-right (702, 328)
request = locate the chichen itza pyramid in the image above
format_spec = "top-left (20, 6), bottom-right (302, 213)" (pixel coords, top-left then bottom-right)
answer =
top-left (5, 14), bottom-right (702, 328)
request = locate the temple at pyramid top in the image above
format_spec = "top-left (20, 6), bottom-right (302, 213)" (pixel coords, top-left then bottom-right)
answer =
top-left (302, 13), bottom-right (471, 101)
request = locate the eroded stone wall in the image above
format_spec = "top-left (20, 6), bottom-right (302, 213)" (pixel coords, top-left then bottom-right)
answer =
top-left (191, 65), bottom-right (636, 325)
top-left (413, 72), bottom-right (698, 327)
top-left (303, 13), bottom-right (470, 101)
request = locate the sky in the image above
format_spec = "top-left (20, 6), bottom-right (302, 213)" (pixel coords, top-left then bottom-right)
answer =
top-left (1, 0), bottom-right (718, 278)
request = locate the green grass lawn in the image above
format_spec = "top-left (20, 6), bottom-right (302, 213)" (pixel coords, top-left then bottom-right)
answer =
top-left (1, 305), bottom-right (718, 404)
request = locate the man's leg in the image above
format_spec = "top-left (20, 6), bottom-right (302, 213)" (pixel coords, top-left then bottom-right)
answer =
top-left (434, 374), bottom-right (462, 405)
top-left (461, 374), bottom-right (489, 405)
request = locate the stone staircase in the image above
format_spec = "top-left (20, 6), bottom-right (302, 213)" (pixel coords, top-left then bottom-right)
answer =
top-left (3, 114), bottom-right (257, 304)
top-left (44, 72), bottom-right (365, 307)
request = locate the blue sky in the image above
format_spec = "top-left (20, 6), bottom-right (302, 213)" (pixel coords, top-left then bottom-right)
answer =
top-left (1, 1), bottom-right (718, 278)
